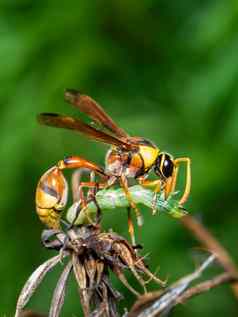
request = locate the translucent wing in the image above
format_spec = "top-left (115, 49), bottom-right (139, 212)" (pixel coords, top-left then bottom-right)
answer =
top-left (38, 113), bottom-right (134, 149)
top-left (64, 89), bottom-right (129, 139)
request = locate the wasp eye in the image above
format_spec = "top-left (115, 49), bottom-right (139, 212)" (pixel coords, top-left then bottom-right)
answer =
top-left (155, 154), bottom-right (174, 178)
top-left (162, 155), bottom-right (174, 177)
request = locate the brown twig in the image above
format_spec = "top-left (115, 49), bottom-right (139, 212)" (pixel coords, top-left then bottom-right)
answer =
top-left (176, 272), bottom-right (237, 305)
top-left (180, 215), bottom-right (238, 298)
top-left (128, 256), bottom-right (238, 317)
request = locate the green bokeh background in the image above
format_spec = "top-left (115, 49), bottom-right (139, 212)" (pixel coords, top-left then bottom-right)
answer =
top-left (1, 1), bottom-right (238, 316)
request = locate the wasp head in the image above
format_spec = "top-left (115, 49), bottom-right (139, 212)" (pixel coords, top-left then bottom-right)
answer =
top-left (154, 152), bottom-right (174, 179)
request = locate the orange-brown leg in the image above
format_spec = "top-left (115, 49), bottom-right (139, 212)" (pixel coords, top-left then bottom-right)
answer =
top-left (138, 178), bottom-right (162, 189)
top-left (127, 207), bottom-right (136, 246)
top-left (164, 176), bottom-right (173, 200)
top-left (172, 157), bottom-right (191, 205)
top-left (70, 180), bottom-right (107, 225)
top-left (120, 174), bottom-right (143, 246)
top-left (71, 169), bottom-right (92, 224)
top-left (85, 171), bottom-right (103, 224)
top-left (120, 175), bottom-right (143, 225)
top-left (71, 168), bottom-right (88, 203)
top-left (58, 156), bottom-right (106, 176)
top-left (59, 155), bottom-right (109, 207)
top-left (58, 156), bottom-right (108, 225)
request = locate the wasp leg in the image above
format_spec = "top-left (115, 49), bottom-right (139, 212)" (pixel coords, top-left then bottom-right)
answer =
top-left (120, 175), bottom-right (143, 246)
top-left (86, 171), bottom-right (102, 224)
top-left (58, 155), bottom-right (106, 177)
top-left (138, 178), bottom-right (162, 189)
top-left (138, 178), bottom-right (162, 215)
top-left (70, 180), bottom-right (108, 225)
top-left (59, 156), bottom-right (108, 223)
top-left (71, 168), bottom-right (87, 203)
top-left (127, 207), bottom-right (136, 247)
top-left (164, 176), bottom-right (173, 200)
top-left (172, 157), bottom-right (191, 205)
top-left (72, 168), bottom-right (110, 225)
top-left (62, 159), bottom-right (107, 226)
top-left (120, 175), bottom-right (143, 226)
top-left (72, 169), bottom-right (99, 208)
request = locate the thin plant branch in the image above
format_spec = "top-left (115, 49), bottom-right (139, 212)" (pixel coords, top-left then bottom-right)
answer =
top-left (127, 255), bottom-right (217, 317)
top-left (176, 272), bottom-right (237, 305)
top-left (180, 215), bottom-right (238, 298)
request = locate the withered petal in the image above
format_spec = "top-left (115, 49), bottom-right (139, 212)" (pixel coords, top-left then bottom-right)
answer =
top-left (72, 253), bottom-right (90, 316)
top-left (72, 253), bottom-right (87, 289)
top-left (96, 260), bottom-right (105, 286)
top-left (84, 255), bottom-right (97, 289)
top-left (49, 260), bottom-right (72, 317)
top-left (15, 254), bottom-right (64, 317)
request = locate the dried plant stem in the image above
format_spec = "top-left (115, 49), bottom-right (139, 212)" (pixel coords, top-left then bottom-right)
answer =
top-left (176, 272), bottom-right (237, 305)
top-left (127, 255), bottom-right (218, 317)
top-left (180, 215), bottom-right (238, 298)
top-left (128, 269), bottom-right (238, 317)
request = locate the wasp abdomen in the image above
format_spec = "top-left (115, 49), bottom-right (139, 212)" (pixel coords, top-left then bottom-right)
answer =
top-left (35, 166), bottom-right (68, 229)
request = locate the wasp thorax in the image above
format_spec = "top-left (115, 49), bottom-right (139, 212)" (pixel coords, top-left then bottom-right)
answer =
top-left (155, 153), bottom-right (174, 178)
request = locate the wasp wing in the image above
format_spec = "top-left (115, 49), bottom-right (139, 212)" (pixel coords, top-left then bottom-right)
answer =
top-left (38, 113), bottom-right (134, 149)
top-left (64, 89), bottom-right (129, 139)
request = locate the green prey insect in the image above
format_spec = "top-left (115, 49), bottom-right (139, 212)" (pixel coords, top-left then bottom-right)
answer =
top-left (66, 185), bottom-right (187, 226)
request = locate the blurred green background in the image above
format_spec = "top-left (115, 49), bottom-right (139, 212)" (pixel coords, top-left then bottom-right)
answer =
top-left (1, 0), bottom-right (238, 316)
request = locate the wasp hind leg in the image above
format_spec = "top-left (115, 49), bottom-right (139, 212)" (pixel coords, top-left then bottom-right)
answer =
top-left (71, 167), bottom-right (108, 225)
top-left (54, 156), bottom-right (107, 226)
top-left (86, 171), bottom-right (102, 224)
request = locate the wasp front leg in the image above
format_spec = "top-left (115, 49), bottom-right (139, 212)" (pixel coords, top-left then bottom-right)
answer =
top-left (171, 157), bottom-right (191, 205)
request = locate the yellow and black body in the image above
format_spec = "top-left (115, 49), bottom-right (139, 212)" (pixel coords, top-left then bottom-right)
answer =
top-left (35, 166), bottom-right (68, 229)
top-left (105, 137), bottom-right (159, 178)
top-left (36, 89), bottom-right (191, 244)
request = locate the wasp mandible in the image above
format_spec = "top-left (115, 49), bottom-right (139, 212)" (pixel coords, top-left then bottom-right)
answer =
top-left (36, 90), bottom-right (191, 245)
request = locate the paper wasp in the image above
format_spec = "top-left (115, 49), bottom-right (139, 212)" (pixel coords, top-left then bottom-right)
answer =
top-left (36, 89), bottom-right (191, 245)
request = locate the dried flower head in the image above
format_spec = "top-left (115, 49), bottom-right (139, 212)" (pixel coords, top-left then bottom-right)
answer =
top-left (15, 224), bottom-right (166, 317)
